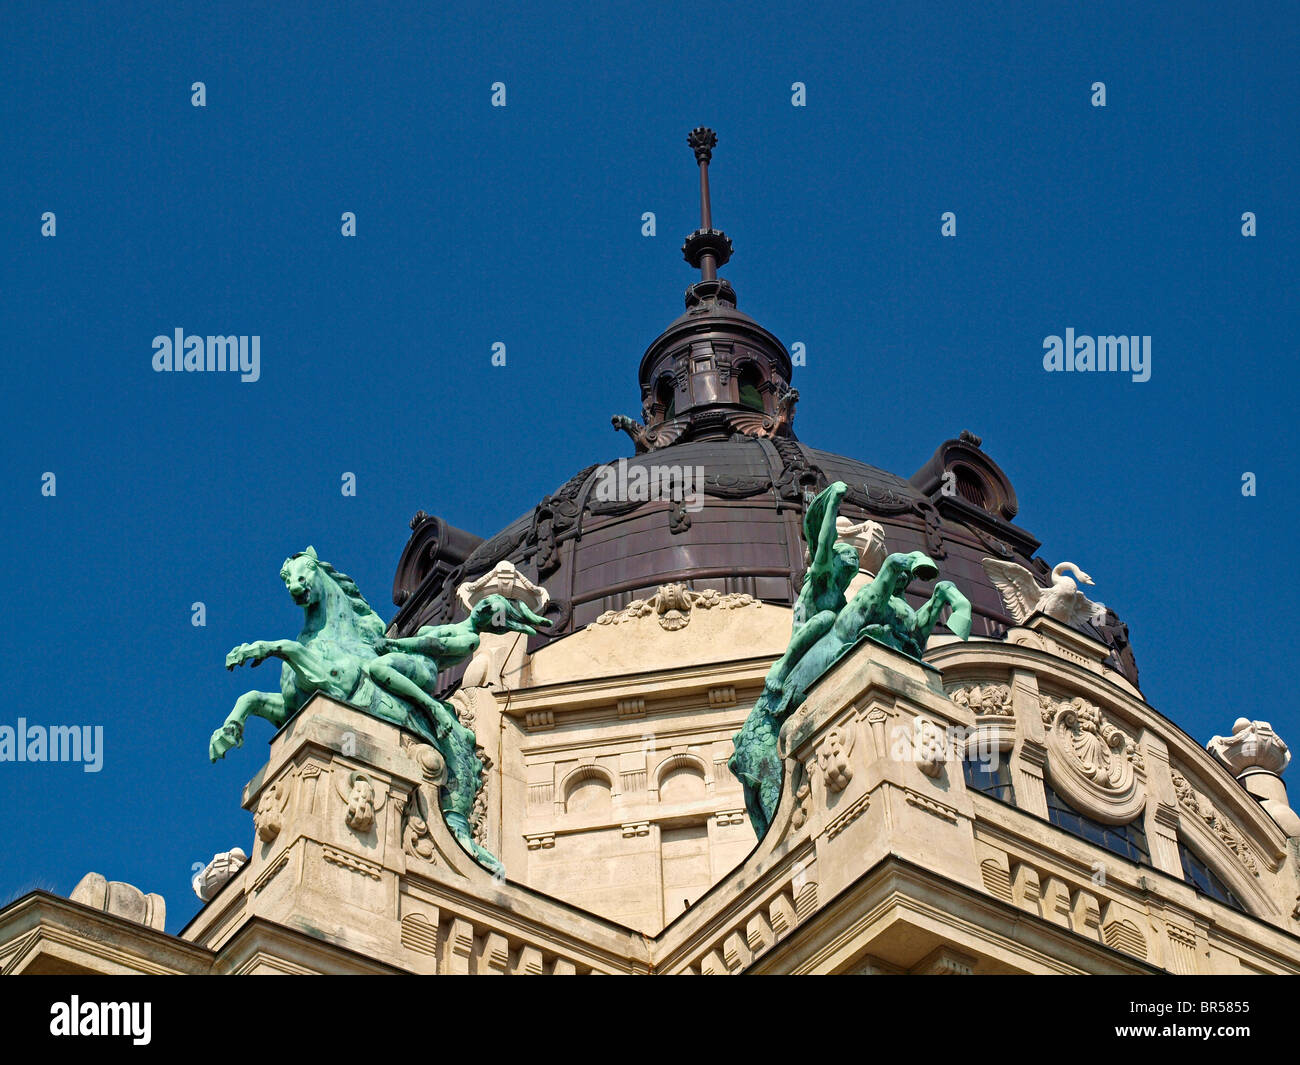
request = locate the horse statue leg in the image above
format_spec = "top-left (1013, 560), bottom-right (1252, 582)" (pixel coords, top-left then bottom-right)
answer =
top-left (212, 638), bottom-right (346, 763)
top-left (210, 690), bottom-right (287, 761)
top-left (229, 638), bottom-right (353, 699)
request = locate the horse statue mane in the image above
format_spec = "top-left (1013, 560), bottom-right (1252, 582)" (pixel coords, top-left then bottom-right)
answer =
top-left (288, 546), bottom-right (385, 640)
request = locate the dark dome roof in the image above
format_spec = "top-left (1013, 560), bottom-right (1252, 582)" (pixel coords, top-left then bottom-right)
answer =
top-left (389, 432), bottom-right (1141, 690)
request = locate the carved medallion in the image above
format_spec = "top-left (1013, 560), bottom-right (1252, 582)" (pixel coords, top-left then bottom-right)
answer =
top-left (1041, 694), bottom-right (1145, 823)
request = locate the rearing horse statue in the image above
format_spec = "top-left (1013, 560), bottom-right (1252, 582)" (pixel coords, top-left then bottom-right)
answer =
top-left (210, 546), bottom-right (549, 874)
top-left (729, 484), bottom-right (973, 839)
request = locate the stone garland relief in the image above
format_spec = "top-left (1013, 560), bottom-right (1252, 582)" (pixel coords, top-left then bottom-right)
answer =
top-left (1039, 693), bottom-right (1145, 823)
top-left (816, 725), bottom-right (855, 793)
top-left (947, 682), bottom-right (1013, 717)
top-left (591, 582), bottom-right (760, 631)
top-left (335, 771), bottom-right (386, 834)
top-left (1170, 768), bottom-right (1260, 877)
top-left (400, 741), bottom-right (450, 866)
top-left (254, 780), bottom-right (289, 843)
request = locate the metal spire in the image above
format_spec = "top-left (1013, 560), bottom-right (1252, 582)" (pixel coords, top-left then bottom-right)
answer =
top-left (682, 127), bottom-right (733, 285)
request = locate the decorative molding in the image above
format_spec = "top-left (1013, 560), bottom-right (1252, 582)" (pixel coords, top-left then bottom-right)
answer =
top-left (1103, 918), bottom-right (1147, 960)
top-left (653, 751), bottom-right (708, 791)
top-left (1170, 769), bottom-right (1260, 877)
top-left (524, 710), bottom-right (555, 732)
top-left (826, 794), bottom-right (871, 840)
top-left (980, 859), bottom-right (1013, 902)
top-left (617, 697), bottom-right (646, 719)
top-left (904, 789), bottom-right (959, 823)
top-left (322, 846), bottom-right (382, 881)
top-left (708, 685), bottom-right (737, 708)
top-left (590, 583), bottom-right (760, 631)
top-left (400, 913), bottom-right (439, 957)
top-left (525, 832), bottom-right (555, 850)
top-left (252, 853), bottom-right (289, 895)
top-left (560, 764), bottom-right (615, 809)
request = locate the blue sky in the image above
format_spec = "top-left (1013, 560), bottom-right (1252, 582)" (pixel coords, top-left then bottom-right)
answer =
top-left (0, 1), bottom-right (1295, 932)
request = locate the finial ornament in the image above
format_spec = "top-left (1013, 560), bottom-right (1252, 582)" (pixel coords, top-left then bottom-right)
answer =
top-left (688, 126), bottom-right (717, 165)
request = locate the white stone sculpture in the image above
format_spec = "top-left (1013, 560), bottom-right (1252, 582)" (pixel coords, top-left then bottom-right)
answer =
top-left (456, 561), bottom-right (550, 689)
top-left (803, 516), bottom-right (887, 577)
top-left (192, 848), bottom-right (249, 902)
top-left (836, 516), bottom-right (887, 575)
top-left (1208, 718), bottom-right (1291, 776)
top-left (982, 558), bottom-right (1106, 627)
top-left (71, 872), bottom-right (167, 929)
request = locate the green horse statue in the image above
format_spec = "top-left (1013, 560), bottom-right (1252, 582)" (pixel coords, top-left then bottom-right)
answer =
top-left (729, 484), bottom-right (972, 839)
top-left (209, 546), bottom-right (549, 874)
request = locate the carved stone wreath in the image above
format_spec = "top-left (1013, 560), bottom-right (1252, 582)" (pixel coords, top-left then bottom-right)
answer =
top-left (1041, 694), bottom-right (1146, 824)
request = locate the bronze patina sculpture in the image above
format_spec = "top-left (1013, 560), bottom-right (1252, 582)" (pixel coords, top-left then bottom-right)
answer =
top-left (210, 547), bottom-right (549, 873)
top-left (729, 485), bottom-right (973, 838)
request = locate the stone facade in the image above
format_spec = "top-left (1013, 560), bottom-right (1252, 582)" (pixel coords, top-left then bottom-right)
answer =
top-left (5, 590), bottom-right (1299, 975)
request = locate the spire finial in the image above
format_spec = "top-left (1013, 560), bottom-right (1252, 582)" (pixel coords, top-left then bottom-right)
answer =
top-left (682, 127), bottom-right (733, 286)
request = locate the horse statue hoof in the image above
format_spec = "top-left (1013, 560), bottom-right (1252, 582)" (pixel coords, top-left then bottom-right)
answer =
top-left (209, 722), bottom-right (244, 762)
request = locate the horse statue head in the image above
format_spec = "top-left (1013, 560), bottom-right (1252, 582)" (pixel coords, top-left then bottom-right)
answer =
top-left (278, 546), bottom-right (385, 645)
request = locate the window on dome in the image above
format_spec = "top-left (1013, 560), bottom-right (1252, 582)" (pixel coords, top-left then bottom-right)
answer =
top-left (963, 753), bottom-right (1015, 805)
top-left (1044, 783), bottom-right (1150, 865)
top-left (737, 364), bottom-right (764, 412)
top-left (657, 377), bottom-right (676, 420)
top-left (954, 466), bottom-right (990, 508)
top-left (1178, 839), bottom-right (1245, 912)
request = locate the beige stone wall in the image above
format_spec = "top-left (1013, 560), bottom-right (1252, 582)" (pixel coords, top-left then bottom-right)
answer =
top-left (6, 599), bottom-right (1300, 975)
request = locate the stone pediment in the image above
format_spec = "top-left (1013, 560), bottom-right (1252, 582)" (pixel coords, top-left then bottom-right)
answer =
top-left (520, 587), bottom-right (788, 686)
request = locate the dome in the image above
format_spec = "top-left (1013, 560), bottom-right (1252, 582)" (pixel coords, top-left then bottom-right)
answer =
top-left (388, 127), bottom-right (1140, 691)
top-left (390, 429), bottom-right (1139, 690)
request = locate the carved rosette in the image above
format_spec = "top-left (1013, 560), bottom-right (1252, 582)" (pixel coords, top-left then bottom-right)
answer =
top-left (1041, 694), bottom-right (1146, 824)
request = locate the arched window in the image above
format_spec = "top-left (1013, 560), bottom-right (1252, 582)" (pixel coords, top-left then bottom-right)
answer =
top-left (1044, 783), bottom-right (1150, 865)
top-left (1178, 839), bottom-right (1245, 912)
top-left (963, 751), bottom-right (1015, 805)
top-left (656, 376), bottom-right (676, 421)
top-left (736, 363), bottom-right (764, 412)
